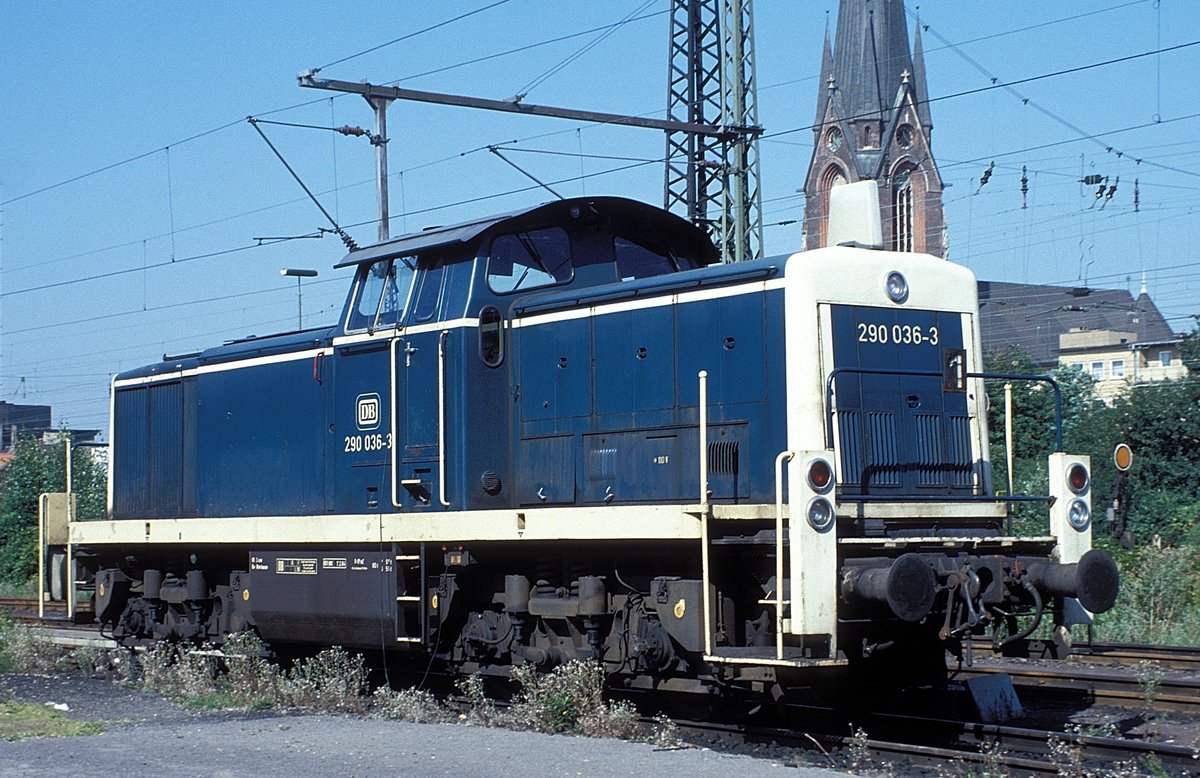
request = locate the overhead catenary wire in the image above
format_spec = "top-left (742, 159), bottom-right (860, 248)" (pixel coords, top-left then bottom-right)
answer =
top-left (311, 0), bottom-right (513, 74)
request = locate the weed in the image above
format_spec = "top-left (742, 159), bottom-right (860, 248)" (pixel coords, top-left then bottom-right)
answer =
top-left (846, 726), bottom-right (871, 772)
top-left (219, 632), bottom-right (280, 707)
top-left (0, 617), bottom-right (59, 674)
top-left (281, 646), bottom-right (368, 713)
top-left (1135, 660), bottom-right (1164, 713)
top-left (508, 661), bottom-right (641, 739)
top-left (60, 644), bottom-right (125, 680)
top-left (456, 673), bottom-right (499, 726)
top-left (1047, 727), bottom-right (1086, 777)
top-left (647, 712), bottom-right (682, 749)
top-left (370, 686), bottom-right (452, 724)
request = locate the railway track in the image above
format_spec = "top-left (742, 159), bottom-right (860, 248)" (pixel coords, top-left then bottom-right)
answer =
top-left (675, 705), bottom-right (1200, 776)
top-left (0, 596), bottom-right (93, 624)
top-left (968, 637), bottom-right (1200, 672)
top-left (958, 660), bottom-right (1200, 713)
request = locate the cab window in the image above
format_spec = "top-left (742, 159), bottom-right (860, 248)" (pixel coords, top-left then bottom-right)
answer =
top-left (346, 256), bottom-right (416, 331)
top-left (614, 234), bottom-right (677, 280)
top-left (413, 261), bottom-right (445, 322)
top-left (486, 227), bottom-right (573, 294)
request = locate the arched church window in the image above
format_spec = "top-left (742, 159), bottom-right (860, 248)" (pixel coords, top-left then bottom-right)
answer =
top-left (822, 165), bottom-right (847, 191)
top-left (892, 167), bottom-right (914, 252)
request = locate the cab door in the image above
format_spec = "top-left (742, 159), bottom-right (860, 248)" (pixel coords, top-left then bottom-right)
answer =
top-left (392, 262), bottom-right (449, 510)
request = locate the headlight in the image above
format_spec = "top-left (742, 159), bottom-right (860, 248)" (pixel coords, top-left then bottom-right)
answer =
top-left (885, 271), bottom-right (909, 303)
top-left (1067, 463), bottom-right (1090, 494)
top-left (1067, 498), bottom-right (1091, 531)
top-left (807, 497), bottom-right (835, 532)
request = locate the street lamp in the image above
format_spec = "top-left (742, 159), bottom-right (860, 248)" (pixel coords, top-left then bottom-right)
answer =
top-left (280, 268), bottom-right (318, 330)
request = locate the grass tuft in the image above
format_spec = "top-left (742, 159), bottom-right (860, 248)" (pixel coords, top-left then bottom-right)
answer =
top-left (0, 700), bottom-right (105, 740)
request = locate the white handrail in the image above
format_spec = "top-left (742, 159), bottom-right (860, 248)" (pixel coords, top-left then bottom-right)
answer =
top-left (438, 330), bottom-right (450, 507)
top-left (774, 450), bottom-right (795, 660)
top-left (698, 370), bottom-right (709, 509)
top-left (698, 370), bottom-right (711, 654)
top-left (389, 337), bottom-right (404, 509)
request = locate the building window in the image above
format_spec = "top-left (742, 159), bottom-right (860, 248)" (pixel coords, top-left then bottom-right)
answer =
top-left (1090, 361), bottom-right (1105, 380)
top-left (1111, 359), bottom-right (1125, 379)
top-left (892, 168), bottom-right (913, 252)
top-left (1160, 350), bottom-right (1173, 367)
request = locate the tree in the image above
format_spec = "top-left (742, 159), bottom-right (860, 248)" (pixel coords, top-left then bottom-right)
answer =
top-left (1083, 376), bottom-right (1200, 545)
top-left (1181, 324), bottom-right (1200, 371)
top-left (982, 347), bottom-right (1097, 484)
top-left (0, 435), bottom-right (107, 586)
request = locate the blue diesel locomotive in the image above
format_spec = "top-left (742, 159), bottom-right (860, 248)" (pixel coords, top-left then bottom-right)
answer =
top-left (76, 194), bottom-right (1117, 690)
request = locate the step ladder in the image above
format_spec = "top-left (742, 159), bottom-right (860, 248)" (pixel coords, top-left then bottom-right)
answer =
top-left (698, 451), bottom-right (796, 664)
top-left (394, 544), bottom-right (425, 645)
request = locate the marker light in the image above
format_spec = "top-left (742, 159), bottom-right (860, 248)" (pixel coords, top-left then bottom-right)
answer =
top-left (1113, 443), bottom-right (1133, 472)
top-left (1067, 463), bottom-right (1090, 494)
top-left (1067, 498), bottom-right (1091, 531)
top-left (885, 271), bottom-right (909, 303)
top-left (807, 497), bottom-right (835, 532)
top-left (807, 458), bottom-right (834, 493)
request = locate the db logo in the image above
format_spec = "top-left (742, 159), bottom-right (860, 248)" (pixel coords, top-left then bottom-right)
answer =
top-left (356, 394), bottom-right (380, 430)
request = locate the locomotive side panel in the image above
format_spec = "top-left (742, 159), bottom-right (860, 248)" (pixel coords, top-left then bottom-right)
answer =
top-left (111, 379), bottom-right (197, 519)
top-left (513, 276), bottom-right (786, 507)
top-left (197, 357), bottom-right (329, 517)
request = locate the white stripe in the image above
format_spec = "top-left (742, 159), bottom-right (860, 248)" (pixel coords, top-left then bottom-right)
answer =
top-left (331, 317), bottom-right (479, 347)
top-left (513, 276), bottom-right (785, 329)
top-left (71, 504), bottom-right (710, 545)
top-left (193, 347), bottom-right (333, 376)
top-left (113, 347), bottom-right (335, 388)
top-left (111, 276), bottom-right (784, 385)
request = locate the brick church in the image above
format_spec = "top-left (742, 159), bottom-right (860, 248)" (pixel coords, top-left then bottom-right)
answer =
top-left (803, 0), bottom-right (946, 257)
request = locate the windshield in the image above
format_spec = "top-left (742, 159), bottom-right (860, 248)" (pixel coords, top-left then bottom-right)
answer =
top-left (346, 256), bottom-right (416, 331)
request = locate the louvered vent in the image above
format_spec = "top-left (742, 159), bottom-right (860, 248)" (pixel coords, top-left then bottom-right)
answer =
top-left (708, 440), bottom-right (739, 475)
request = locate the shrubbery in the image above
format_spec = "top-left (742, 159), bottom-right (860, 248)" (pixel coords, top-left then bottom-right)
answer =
top-left (1, 621), bottom-right (677, 744)
top-left (0, 435), bottom-right (106, 587)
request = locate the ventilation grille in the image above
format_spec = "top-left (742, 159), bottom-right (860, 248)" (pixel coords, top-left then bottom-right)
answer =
top-left (707, 440), bottom-right (740, 475)
top-left (588, 447), bottom-right (618, 481)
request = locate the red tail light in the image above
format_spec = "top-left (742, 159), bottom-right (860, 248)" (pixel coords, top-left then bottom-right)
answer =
top-left (1067, 463), bottom-right (1089, 494)
top-left (807, 459), bottom-right (833, 492)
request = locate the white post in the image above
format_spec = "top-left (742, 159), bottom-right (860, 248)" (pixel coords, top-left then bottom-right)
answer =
top-left (1004, 383), bottom-right (1014, 496)
top-left (64, 437), bottom-right (74, 619)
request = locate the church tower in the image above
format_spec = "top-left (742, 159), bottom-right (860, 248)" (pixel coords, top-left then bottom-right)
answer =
top-left (803, 0), bottom-right (946, 257)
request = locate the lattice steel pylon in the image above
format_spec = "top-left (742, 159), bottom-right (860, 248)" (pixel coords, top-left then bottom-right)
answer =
top-left (664, 0), bottom-right (763, 263)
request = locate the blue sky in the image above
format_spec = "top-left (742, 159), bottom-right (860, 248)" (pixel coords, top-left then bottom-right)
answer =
top-left (2, 1), bottom-right (1198, 433)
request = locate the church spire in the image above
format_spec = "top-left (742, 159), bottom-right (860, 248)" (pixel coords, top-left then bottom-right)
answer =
top-left (802, 0), bottom-right (945, 258)
top-left (911, 16), bottom-right (932, 131)
top-left (815, 16), bottom-right (835, 128)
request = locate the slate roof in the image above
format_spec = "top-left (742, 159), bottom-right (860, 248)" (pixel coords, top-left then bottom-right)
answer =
top-left (831, 0), bottom-right (915, 124)
top-left (977, 280), bottom-right (1179, 367)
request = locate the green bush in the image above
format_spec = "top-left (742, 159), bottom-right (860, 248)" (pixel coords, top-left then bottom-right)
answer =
top-left (1097, 544), bottom-right (1200, 646)
top-left (0, 435), bottom-right (107, 586)
top-left (508, 661), bottom-right (640, 739)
